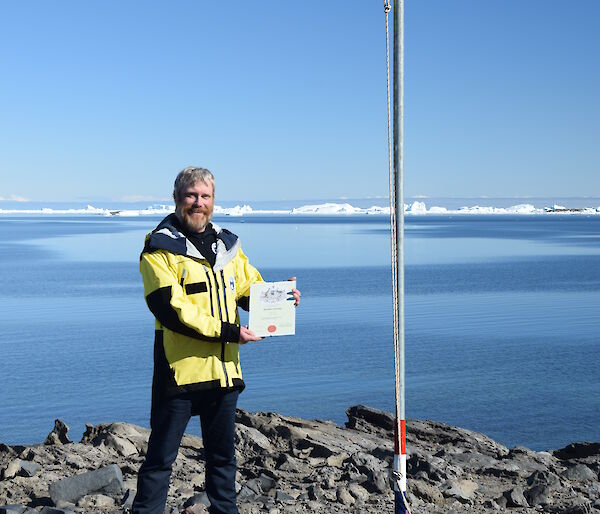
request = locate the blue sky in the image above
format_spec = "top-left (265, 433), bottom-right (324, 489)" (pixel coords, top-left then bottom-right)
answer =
top-left (1, 1), bottom-right (598, 203)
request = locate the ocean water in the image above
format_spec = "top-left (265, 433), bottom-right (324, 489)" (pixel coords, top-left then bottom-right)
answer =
top-left (0, 214), bottom-right (599, 451)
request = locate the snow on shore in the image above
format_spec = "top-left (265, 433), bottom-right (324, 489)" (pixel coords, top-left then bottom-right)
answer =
top-left (1, 201), bottom-right (599, 216)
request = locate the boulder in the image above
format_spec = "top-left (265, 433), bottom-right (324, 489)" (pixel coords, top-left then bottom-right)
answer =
top-left (554, 442), bottom-right (600, 460)
top-left (345, 405), bottom-right (394, 432)
top-left (443, 478), bottom-right (478, 502)
top-left (275, 490), bottom-right (294, 503)
top-left (183, 492), bottom-right (210, 509)
top-left (335, 487), bottom-right (355, 506)
top-left (1, 459), bottom-right (22, 480)
top-left (76, 494), bottom-right (115, 509)
top-left (411, 479), bottom-right (444, 504)
top-left (525, 484), bottom-right (551, 507)
top-left (347, 483), bottom-right (369, 502)
top-left (48, 464), bottom-right (124, 504)
top-left (503, 486), bottom-right (528, 508)
top-left (235, 424), bottom-right (272, 453)
top-left (19, 461), bottom-right (40, 477)
top-left (104, 434), bottom-right (138, 457)
top-left (0, 506), bottom-right (26, 514)
top-left (184, 504), bottom-right (209, 514)
top-left (563, 463), bottom-right (597, 482)
top-left (307, 484), bottom-right (322, 501)
top-left (44, 420), bottom-right (70, 445)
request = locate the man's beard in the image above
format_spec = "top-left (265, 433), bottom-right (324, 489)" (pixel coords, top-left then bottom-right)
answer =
top-left (176, 206), bottom-right (212, 233)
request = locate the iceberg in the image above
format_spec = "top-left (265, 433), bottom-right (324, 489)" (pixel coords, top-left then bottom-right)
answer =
top-left (1, 200), bottom-right (599, 217)
top-left (291, 203), bottom-right (363, 215)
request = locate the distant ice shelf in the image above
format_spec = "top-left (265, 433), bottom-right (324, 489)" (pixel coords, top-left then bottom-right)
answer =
top-left (1, 201), bottom-right (600, 216)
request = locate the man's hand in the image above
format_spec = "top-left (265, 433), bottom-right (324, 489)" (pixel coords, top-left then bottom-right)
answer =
top-left (239, 325), bottom-right (262, 344)
top-left (288, 276), bottom-right (301, 306)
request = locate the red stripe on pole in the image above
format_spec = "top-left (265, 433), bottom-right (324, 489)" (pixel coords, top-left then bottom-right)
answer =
top-left (401, 419), bottom-right (406, 455)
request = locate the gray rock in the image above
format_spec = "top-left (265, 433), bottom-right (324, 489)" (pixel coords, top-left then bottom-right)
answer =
top-left (48, 463), bottom-right (124, 504)
top-left (256, 473), bottom-right (276, 492)
top-left (364, 469), bottom-right (388, 493)
top-left (64, 454), bottom-right (85, 469)
top-left (44, 419), bottom-right (71, 445)
top-left (443, 478), bottom-right (478, 502)
top-left (494, 493), bottom-right (508, 508)
top-left (335, 487), bottom-right (355, 506)
top-left (407, 452), bottom-right (447, 482)
top-left (76, 494), bottom-right (115, 509)
top-left (121, 489), bottom-right (135, 510)
top-left (525, 484), bottom-right (551, 506)
top-left (527, 468), bottom-right (561, 487)
top-left (4, 407), bottom-right (600, 514)
top-left (563, 463), bottom-right (597, 482)
top-left (294, 438), bottom-right (333, 459)
top-left (347, 483), bottom-right (369, 502)
top-left (183, 504), bottom-right (208, 514)
top-left (276, 453), bottom-right (302, 473)
top-left (245, 478), bottom-right (263, 495)
top-left (411, 480), bottom-right (444, 504)
top-left (307, 483), bottom-right (322, 500)
top-left (183, 503), bottom-right (208, 514)
top-left (275, 490), bottom-right (294, 503)
top-left (447, 450), bottom-right (498, 470)
top-left (345, 405), bottom-right (394, 432)
top-left (559, 499), bottom-right (595, 514)
top-left (183, 492), bottom-right (210, 508)
top-left (325, 452), bottom-right (348, 468)
top-left (237, 485), bottom-right (257, 501)
top-left (483, 461), bottom-right (521, 478)
top-left (349, 452), bottom-right (384, 474)
top-left (18, 461), bottom-right (39, 477)
top-left (503, 486), bottom-right (528, 508)
top-left (53, 501), bottom-right (76, 511)
top-left (0, 506), bottom-right (26, 514)
top-left (482, 498), bottom-right (501, 510)
top-left (554, 442), bottom-right (600, 460)
top-left (1, 459), bottom-right (22, 480)
top-left (235, 424), bottom-right (272, 453)
top-left (104, 434), bottom-right (138, 457)
top-left (40, 508), bottom-right (76, 514)
top-left (1, 458), bottom-right (39, 479)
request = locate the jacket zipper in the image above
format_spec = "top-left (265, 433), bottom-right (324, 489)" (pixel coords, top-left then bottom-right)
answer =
top-left (203, 265), bottom-right (215, 316)
top-left (220, 270), bottom-right (231, 323)
top-left (213, 269), bottom-right (229, 387)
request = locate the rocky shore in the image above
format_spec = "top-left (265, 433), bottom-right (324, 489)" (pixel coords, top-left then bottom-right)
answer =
top-left (1, 406), bottom-right (599, 513)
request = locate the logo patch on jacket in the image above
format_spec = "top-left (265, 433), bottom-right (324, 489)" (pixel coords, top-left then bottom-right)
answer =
top-left (211, 242), bottom-right (218, 254)
top-left (229, 277), bottom-right (236, 291)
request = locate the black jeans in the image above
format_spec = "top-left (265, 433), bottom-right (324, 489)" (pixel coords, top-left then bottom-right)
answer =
top-left (132, 388), bottom-right (240, 514)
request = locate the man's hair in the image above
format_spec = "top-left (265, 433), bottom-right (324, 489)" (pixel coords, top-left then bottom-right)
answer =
top-left (173, 166), bottom-right (215, 201)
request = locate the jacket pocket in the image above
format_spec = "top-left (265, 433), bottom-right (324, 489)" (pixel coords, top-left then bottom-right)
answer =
top-left (185, 282), bottom-right (208, 295)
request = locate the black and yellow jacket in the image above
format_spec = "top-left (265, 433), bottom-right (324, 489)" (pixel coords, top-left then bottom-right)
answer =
top-left (140, 214), bottom-right (262, 396)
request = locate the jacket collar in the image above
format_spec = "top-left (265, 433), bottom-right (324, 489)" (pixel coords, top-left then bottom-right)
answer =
top-left (143, 213), bottom-right (240, 270)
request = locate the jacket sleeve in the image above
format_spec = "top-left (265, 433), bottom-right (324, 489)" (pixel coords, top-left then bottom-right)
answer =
top-left (140, 250), bottom-right (240, 342)
top-left (235, 247), bottom-right (263, 311)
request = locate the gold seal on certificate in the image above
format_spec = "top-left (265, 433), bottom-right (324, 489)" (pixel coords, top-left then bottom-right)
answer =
top-left (248, 281), bottom-right (296, 337)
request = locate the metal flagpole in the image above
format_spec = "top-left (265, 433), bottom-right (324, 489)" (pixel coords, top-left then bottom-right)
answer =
top-left (391, 0), bottom-right (409, 512)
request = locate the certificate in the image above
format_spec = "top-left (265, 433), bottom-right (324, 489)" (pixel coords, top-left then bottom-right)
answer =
top-left (248, 281), bottom-right (296, 337)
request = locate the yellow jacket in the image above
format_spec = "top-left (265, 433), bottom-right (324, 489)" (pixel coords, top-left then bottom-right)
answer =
top-left (140, 214), bottom-right (262, 395)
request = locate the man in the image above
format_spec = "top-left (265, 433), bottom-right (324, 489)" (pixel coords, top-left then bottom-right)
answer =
top-left (132, 166), bottom-right (300, 514)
